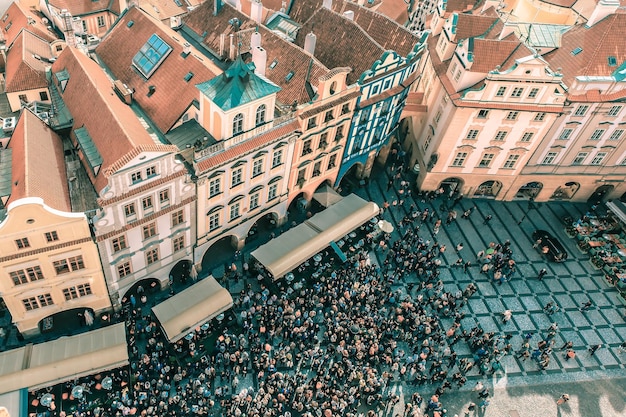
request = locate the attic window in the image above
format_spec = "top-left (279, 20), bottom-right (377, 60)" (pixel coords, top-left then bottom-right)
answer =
top-left (269, 59), bottom-right (278, 69)
top-left (608, 56), bottom-right (617, 67)
top-left (2, 14), bottom-right (8, 22)
top-left (147, 85), bottom-right (156, 97)
top-left (184, 72), bottom-right (194, 82)
top-left (285, 71), bottom-right (295, 82)
top-left (571, 47), bottom-right (583, 56)
top-left (173, 0), bottom-right (183, 5)
top-left (132, 33), bottom-right (172, 79)
top-left (127, 20), bottom-right (134, 28)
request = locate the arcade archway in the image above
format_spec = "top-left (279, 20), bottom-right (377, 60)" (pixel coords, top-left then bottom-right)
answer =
top-left (438, 177), bottom-right (464, 195)
top-left (38, 307), bottom-right (95, 334)
top-left (169, 259), bottom-right (193, 285)
top-left (516, 181), bottom-right (543, 199)
top-left (201, 235), bottom-right (238, 278)
top-left (246, 212), bottom-right (280, 243)
top-left (588, 184), bottom-right (614, 204)
top-left (474, 180), bottom-right (502, 198)
top-left (337, 163), bottom-right (364, 195)
top-left (121, 278), bottom-right (160, 305)
top-left (551, 182), bottom-right (579, 200)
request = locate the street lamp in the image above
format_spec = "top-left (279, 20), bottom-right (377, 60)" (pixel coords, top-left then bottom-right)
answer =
top-left (517, 196), bottom-right (537, 225)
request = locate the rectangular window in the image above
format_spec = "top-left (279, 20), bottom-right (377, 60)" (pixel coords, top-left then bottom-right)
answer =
top-left (341, 103), bottom-right (350, 115)
top-left (229, 202), bottom-right (240, 221)
top-left (69, 255), bottom-right (85, 271)
top-left (77, 283), bottom-right (92, 296)
top-left (231, 168), bottom-right (243, 187)
top-left (131, 171), bottom-right (142, 183)
top-left (528, 88), bottom-right (539, 98)
top-left (511, 87), bottom-right (524, 97)
top-left (328, 154), bottom-right (337, 169)
top-left (324, 110), bottom-right (334, 123)
top-left (312, 161), bottom-right (322, 177)
top-left (573, 152), bottom-right (588, 165)
top-left (40, 91), bottom-right (49, 101)
top-left (209, 178), bottom-right (221, 197)
top-left (319, 133), bottom-right (329, 149)
top-left (591, 152), bottom-right (607, 165)
top-left (143, 222), bottom-right (157, 239)
top-left (132, 33), bottom-right (172, 79)
top-left (10, 267), bottom-right (44, 284)
top-left (63, 287), bottom-right (78, 300)
top-left (520, 132), bottom-right (534, 142)
top-left (208, 213), bottom-right (220, 231)
top-left (146, 247), bottom-right (159, 265)
top-left (159, 189), bottom-right (170, 204)
top-left (609, 129), bottom-right (624, 141)
top-left (558, 129), bottom-right (573, 140)
top-left (10, 270), bottom-right (27, 286)
top-left (307, 117), bottom-right (316, 130)
top-left (503, 154), bottom-right (520, 169)
top-left (272, 150), bottom-right (283, 168)
top-left (494, 131), bottom-right (508, 141)
top-left (142, 196), bottom-right (153, 210)
top-left (534, 112), bottom-right (546, 121)
top-left (452, 152), bottom-right (467, 167)
top-left (477, 109), bottom-right (489, 119)
top-left (146, 166), bottom-right (156, 177)
top-left (449, 61), bottom-right (458, 75)
top-left (506, 111), bottom-right (519, 120)
top-left (250, 193), bottom-right (260, 210)
top-left (45, 231), bottom-right (59, 242)
top-left (465, 129), bottom-right (479, 140)
top-left (15, 238), bottom-right (30, 249)
top-left (297, 168), bottom-right (306, 183)
top-left (26, 266), bottom-right (44, 282)
top-left (608, 105), bottom-right (622, 116)
top-left (112, 235), bottom-right (127, 252)
top-left (496, 86), bottom-right (506, 97)
top-left (19, 94), bottom-right (27, 103)
top-left (478, 153), bottom-right (495, 167)
top-left (171, 209), bottom-right (184, 226)
top-left (23, 297), bottom-right (39, 311)
top-left (53, 259), bottom-right (69, 275)
top-left (589, 129), bottom-right (605, 141)
top-left (268, 184), bottom-right (278, 201)
top-left (38, 293), bottom-right (53, 307)
top-left (124, 203), bottom-right (136, 217)
top-left (423, 135), bottom-right (432, 151)
top-left (335, 125), bottom-right (345, 142)
top-left (173, 235), bottom-right (185, 252)
top-left (574, 105), bottom-right (589, 116)
top-left (117, 262), bottom-right (132, 278)
top-left (453, 70), bottom-right (462, 81)
top-left (302, 140), bottom-right (312, 156)
top-left (97, 15), bottom-right (105, 27)
top-left (252, 159), bottom-right (264, 177)
top-left (542, 151), bottom-right (558, 164)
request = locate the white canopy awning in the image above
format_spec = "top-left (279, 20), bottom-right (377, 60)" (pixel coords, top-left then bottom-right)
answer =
top-left (312, 184), bottom-right (343, 207)
top-left (152, 276), bottom-right (233, 342)
top-left (0, 323), bottom-right (129, 394)
top-left (607, 200), bottom-right (626, 225)
top-left (251, 194), bottom-right (379, 280)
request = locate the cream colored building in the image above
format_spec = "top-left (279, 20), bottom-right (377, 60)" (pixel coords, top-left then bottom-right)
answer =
top-left (0, 110), bottom-right (110, 337)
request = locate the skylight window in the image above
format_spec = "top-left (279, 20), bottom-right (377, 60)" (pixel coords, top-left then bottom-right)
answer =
top-left (285, 71), bottom-right (294, 82)
top-left (132, 34), bottom-right (172, 79)
top-left (269, 59), bottom-right (278, 69)
top-left (184, 72), bottom-right (194, 82)
top-left (571, 47), bottom-right (583, 56)
top-left (608, 56), bottom-right (617, 67)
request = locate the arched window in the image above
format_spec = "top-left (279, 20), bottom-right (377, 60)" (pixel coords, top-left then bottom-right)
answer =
top-left (255, 104), bottom-right (266, 126)
top-left (233, 113), bottom-right (244, 136)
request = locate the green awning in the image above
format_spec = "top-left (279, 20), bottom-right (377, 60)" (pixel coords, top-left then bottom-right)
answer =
top-left (0, 148), bottom-right (13, 205)
top-left (74, 127), bottom-right (103, 174)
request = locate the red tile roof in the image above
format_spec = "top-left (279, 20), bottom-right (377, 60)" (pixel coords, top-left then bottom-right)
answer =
top-left (52, 46), bottom-right (176, 193)
top-left (138, 0), bottom-right (187, 21)
top-left (1, 2), bottom-right (59, 46)
top-left (96, 7), bottom-right (221, 133)
top-left (5, 30), bottom-right (52, 93)
top-left (543, 12), bottom-right (626, 86)
top-left (8, 109), bottom-right (71, 212)
top-left (372, 0), bottom-right (409, 25)
top-left (196, 119), bottom-right (299, 172)
top-left (182, 2), bottom-right (330, 107)
top-left (453, 13), bottom-right (498, 41)
top-left (47, 0), bottom-right (117, 16)
top-left (469, 38), bottom-right (521, 72)
top-left (443, 0), bottom-right (480, 14)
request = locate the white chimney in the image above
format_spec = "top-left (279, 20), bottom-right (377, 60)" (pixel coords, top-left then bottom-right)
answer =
top-left (343, 10), bottom-right (354, 20)
top-left (304, 32), bottom-right (316, 56)
top-left (251, 0), bottom-right (263, 24)
top-left (252, 46), bottom-right (267, 76)
top-left (586, 0), bottom-right (619, 27)
top-left (250, 31), bottom-right (262, 49)
top-left (183, 42), bottom-right (191, 55)
top-left (322, 0), bottom-right (332, 9)
top-left (229, 33), bottom-right (235, 60)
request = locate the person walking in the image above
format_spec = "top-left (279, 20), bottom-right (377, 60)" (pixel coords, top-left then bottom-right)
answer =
top-left (483, 214), bottom-right (493, 224)
top-left (588, 344), bottom-right (601, 355)
top-left (559, 340), bottom-right (573, 350)
top-left (502, 310), bottom-right (512, 323)
top-left (618, 341), bottom-right (626, 354)
top-left (538, 268), bottom-right (547, 280)
top-left (556, 394), bottom-right (570, 406)
top-left (580, 300), bottom-right (593, 312)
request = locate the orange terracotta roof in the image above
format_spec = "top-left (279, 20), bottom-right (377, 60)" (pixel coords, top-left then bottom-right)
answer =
top-left (568, 89), bottom-right (626, 102)
top-left (541, 0), bottom-right (577, 7)
top-left (138, 0), bottom-right (187, 21)
top-left (443, 0), bottom-right (480, 14)
top-left (196, 120), bottom-right (299, 172)
top-left (469, 38), bottom-right (521, 72)
top-left (5, 30), bottom-right (52, 93)
top-left (1, 2), bottom-right (59, 46)
top-left (543, 12), bottom-right (626, 86)
top-left (294, 7), bottom-right (385, 85)
top-left (52, 46), bottom-right (175, 193)
top-left (97, 7), bottom-right (221, 133)
top-left (8, 109), bottom-right (71, 212)
top-left (453, 13), bottom-right (498, 41)
top-left (182, 2), bottom-right (330, 107)
top-left (47, 0), bottom-right (117, 16)
top-left (372, 0), bottom-right (409, 25)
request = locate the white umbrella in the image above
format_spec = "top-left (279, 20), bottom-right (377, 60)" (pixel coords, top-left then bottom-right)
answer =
top-left (190, 263), bottom-right (198, 281)
top-left (377, 220), bottom-right (394, 234)
top-left (84, 310), bottom-right (94, 326)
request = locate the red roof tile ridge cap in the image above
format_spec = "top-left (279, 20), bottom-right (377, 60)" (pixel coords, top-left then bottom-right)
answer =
top-left (306, 7), bottom-right (386, 52)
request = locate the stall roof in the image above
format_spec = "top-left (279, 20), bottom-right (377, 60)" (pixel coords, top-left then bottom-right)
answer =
top-left (0, 323), bottom-right (129, 394)
top-left (152, 276), bottom-right (233, 342)
top-left (607, 200), bottom-right (626, 224)
top-left (251, 194), bottom-right (379, 279)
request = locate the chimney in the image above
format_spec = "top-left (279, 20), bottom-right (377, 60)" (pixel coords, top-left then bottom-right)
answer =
top-left (183, 42), bottom-right (191, 55)
top-left (213, 0), bottom-right (223, 15)
top-left (250, 30), bottom-right (261, 48)
top-left (322, 0), bottom-right (332, 9)
top-left (252, 46), bottom-right (267, 76)
top-left (251, 0), bottom-right (263, 24)
top-left (304, 32), bottom-right (316, 56)
top-left (60, 10), bottom-right (76, 48)
top-left (229, 33), bottom-right (235, 60)
top-left (343, 10), bottom-right (354, 20)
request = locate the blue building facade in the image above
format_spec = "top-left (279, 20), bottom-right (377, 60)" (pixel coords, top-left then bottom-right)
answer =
top-left (336, 35), bottom-right (428, 185)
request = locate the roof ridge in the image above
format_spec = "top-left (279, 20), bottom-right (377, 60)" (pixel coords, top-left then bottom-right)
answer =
top-left (580, 14), bottom-right (616, 77)
top-left (104, 143), bottom-right (178, 176)
top-left (337, 0), bottom-right (417, 37)
top-left (308, 7), bottom-right (385, 52)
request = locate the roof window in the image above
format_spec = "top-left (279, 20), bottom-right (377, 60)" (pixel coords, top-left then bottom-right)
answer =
top-left (571, 47), bottom-right (583, 56)
top-left (132, 34), bottom-right (172, 79)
